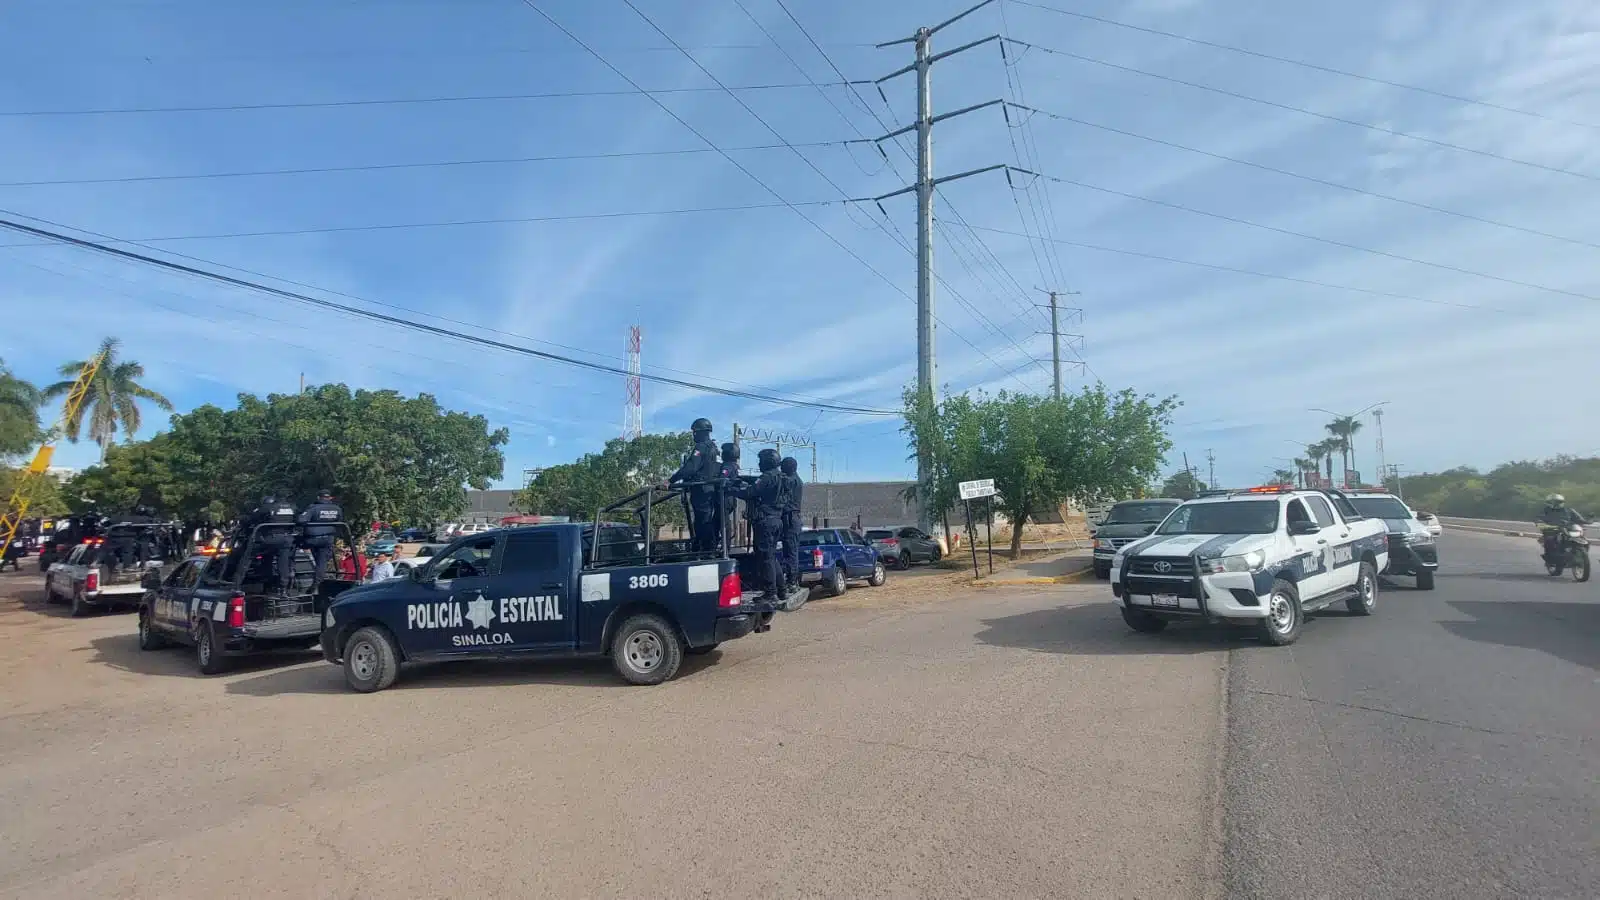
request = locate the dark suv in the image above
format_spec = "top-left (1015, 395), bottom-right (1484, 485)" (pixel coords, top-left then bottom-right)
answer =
top-left (1344, 490), bottom-right (1439, 590)
top-left (864, 526), bottom-right (943, 569)
top-left (1091, 499), bottom-right (1182, 578)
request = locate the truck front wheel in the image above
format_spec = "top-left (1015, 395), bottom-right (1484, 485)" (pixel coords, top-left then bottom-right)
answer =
top-left (611, 614), bottom-right (684, 685)
top-left (344, 626), bottom-right (400, 693)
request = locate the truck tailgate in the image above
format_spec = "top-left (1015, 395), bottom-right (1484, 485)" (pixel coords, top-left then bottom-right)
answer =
top-left (240, 614), bottom-right (322, 641)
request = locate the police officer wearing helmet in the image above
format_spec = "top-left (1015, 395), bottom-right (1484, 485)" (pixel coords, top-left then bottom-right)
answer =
top-left (241, 495), bottom-right (299, 592)
top-left (297, 489), bottom-right (343, 583)
top-left (778, 456), bottom-right (804, 592)
top-left (1537, 493), bottom-right (1587, 557)
top-left (665, 418), bottom-right (720, 551)
top-left (716, 442), bottom-right (742, 549)
top-left (742, 448), bottom-right (788, 605)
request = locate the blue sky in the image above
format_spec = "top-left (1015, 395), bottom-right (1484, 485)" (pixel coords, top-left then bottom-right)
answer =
top-left (1, 0), bottom-right (1596, 488)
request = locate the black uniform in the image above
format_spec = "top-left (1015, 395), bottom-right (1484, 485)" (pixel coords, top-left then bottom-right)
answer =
top-left (744, 450), bottom-right (786, 600)
top-left (107, 511), bottom-right (154, 570)
top-left (668, 427), bottom-right (721, 552)
top-left (778, 457), bottom-right (803, 590)
top-left (241, 498), bottom-right (299, 591)
top-left (715, 443), bottom-right (741, 551)
top-left (297, 495), bottom-right (343, 582)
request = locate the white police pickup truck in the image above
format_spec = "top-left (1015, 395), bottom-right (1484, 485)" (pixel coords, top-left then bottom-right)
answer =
top-left (1109, 487), bottom-right (1389, 645)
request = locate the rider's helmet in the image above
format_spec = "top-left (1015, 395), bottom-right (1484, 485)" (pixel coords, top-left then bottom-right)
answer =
top-left (1546, 493), bottom-right (1565, 507)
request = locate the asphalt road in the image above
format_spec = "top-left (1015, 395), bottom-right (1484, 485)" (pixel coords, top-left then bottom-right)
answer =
top-left (1222, 528), bottom-right (1598, 900)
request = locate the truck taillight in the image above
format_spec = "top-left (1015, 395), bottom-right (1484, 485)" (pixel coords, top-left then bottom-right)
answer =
top-left (811, 548), bottom-right (824, 569)
top-left (718, 572), bottom-right (741, 608)
top-left (882, 538), bottom-right (898, 545)
top-left (227, 593), bottom-right (245, 628)
top-left (84, 571), bottom-right (98, 592)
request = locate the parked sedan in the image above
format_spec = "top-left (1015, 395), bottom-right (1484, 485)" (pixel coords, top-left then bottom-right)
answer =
top-left (864, 526), bottom-right (943, 569)
top-left (393, 543), bottom-right (447, 576)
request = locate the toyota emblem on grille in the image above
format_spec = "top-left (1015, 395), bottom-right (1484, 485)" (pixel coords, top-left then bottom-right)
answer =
top-left (1153, 560), bottom-right (1173, 573)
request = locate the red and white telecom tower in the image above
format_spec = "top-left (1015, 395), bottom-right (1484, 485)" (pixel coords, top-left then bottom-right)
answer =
top-left (623, 326), bottom-right (642, 440)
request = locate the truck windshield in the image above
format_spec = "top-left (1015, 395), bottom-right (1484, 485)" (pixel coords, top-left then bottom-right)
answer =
top-left (1348, 497), bottom-right (1411, 519)
top-left (1102, 502), bottom-right (1178, 524)
top-left (1157, 501), bottom-right (1279, 535)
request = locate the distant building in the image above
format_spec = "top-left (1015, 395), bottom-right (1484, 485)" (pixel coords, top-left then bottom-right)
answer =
top-left (44, 466), bottom-right (78, 484)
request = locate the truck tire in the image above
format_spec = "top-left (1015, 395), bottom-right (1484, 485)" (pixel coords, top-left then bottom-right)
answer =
top-left (1257, 579), bottom-right (1303, 646)
top-left (826, 564), bottom-right (847, 597)
top-left (611, 613), bottom-right (684, 686)
top-left (1094, 562), bottom-right (1111, 580)
top-left (1415, 569), bottom-right (1436, 591)
top-left (194, 623), bottom-right (229, 675)
top-left (138, 608), bottom-right (168, 650)
top-left (343, 626), bottom-right (400, 693)
top-left (868, 561), bottom-right (887, 586)
top-left (1120, 607), bottom-right (1167, 634)
top-left (1345, 561), bottom-right (1377, 616)
top-left (896, 551), bottom-right (910, 570)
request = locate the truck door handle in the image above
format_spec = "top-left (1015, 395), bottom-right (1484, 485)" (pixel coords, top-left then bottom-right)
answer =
top-left (1316, 539), bottom-right (1328, 545)
top-left (541, 582), bottom-right (563, 591)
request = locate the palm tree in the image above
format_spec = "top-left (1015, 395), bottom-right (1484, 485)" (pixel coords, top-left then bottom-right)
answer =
top-left (1323, 416), bottom-right (1365, 486)
top-left (1272, 468), bottom-right (1296, 487)
top-left (41, 338), bottom-right (174, 460)
top-left (1309, 440), bottom-right (1335, 485)
top-left (0, 358), bottom-right (44, 458)
top-left (1293, 457), bottom-right (1313, 488)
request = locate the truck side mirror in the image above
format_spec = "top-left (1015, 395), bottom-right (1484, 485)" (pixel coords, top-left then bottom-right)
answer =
top-left (1288, 519), bottom-right (1321, 536)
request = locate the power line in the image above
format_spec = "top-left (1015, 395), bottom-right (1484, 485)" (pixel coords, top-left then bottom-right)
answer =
top-left (961, 221), bottom-right (1511, 313)
top-left (0, 140), bottom-right (863, 187)
top-left (1019, 166), bottom-right (1600, 305)
top-left (1006, 38), bottom-right (1600, 183)
top-left (0, 213), bottom-right (902, 416)
top-left (0, 81), bottom-right (870, 117)
top-left (1007, 0), bottom-right (1600, 131)
top-left (15, 41), bottom-right (878, 65)
top-left (1011, 103), bottom-right (1600, 251)
top-left (531, 0), bottom-right (1033, 391)
top-left (0, 200), bottom-right (838, 246)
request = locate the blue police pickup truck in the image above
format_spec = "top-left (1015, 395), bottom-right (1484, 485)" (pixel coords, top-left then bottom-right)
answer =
top-left (320, 518), bottom-right (774, 692)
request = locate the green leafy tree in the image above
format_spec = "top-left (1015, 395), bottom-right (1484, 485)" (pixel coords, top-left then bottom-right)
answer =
top-left (903, 385), bottom-right (1179, 553)
top-left (42, 337), bottom-right (175, 460)
top-left (0, 359), bottom-right (44, 460)
top-left (0, 467), bottom-right (68, 517)
top-left (515, 432), bottom-right (693, 528)
top-left (1159, 469), bottom-right (1203, 500)
top-left (63, 384), bottom-right (508, 527)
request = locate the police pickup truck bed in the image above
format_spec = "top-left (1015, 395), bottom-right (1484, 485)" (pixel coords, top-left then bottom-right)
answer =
top-left (1109, 487), bottom-right (1388, 645)
top-left (137, 523), bottom-right (361, 674)
top-left (44, 539), bottom-right (159, 616)
top-left (320, 520), bottom-right (773, 692)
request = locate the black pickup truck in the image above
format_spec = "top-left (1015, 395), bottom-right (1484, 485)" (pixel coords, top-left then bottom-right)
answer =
top-left (136, 522), bottom-right (360, 674)
top-left (320, 485), bottom-right (777, 692)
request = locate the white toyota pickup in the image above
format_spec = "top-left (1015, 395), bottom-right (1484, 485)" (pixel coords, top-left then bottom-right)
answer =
top-left (1109, 487), bottom-right (1389, 645)
top-left (45, 539), bottom-right (161, 616)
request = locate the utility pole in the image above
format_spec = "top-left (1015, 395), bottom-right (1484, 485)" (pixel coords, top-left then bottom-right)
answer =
top-left (299, 372), bottom-right (305, 393)
top-left (873, 0), bottom-right (1006, 528)
top-left (1206, 449), bottom-right (1216, 490)
top-left (1032, 288), bottom-right (1083, 399)
top-left (1372, 406), bottom-right (1386, 487)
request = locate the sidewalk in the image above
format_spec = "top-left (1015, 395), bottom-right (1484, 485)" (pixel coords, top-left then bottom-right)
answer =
top-left (965, 548), bottom-right (1095, 586)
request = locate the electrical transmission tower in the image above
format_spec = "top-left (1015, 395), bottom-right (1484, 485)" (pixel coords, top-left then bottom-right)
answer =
top-left (1034, 288), bottom-right (1084, 398)
top-left (872, 0), bottom-right (1009, 528)
top-left (622, 325), bottom-right (642, 440)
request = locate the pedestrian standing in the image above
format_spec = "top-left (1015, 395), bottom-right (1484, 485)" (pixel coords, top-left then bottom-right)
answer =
top-left (366, 549), bottom-right (397, 583)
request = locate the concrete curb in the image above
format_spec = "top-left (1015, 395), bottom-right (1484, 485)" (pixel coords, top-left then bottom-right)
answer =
top-left (971, 567), bottom-right (1096, 587)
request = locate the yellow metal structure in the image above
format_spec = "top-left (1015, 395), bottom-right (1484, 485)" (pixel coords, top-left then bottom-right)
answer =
top-left (0, 351), bottom-right (107, 549)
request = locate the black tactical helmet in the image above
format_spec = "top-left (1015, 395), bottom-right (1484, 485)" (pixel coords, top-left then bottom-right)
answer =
top-left (691, 417), bottom-right (713, 434)
top-left (317, 489), bottom-right (334, 501)
top-left (780, 456), bottom-right (798, 476)
top-left (261, 495), bottom-right (276, 506)
top-left (721, 442), bottom-right (739, 460)
top-left (757, 448), bottom-right (780, 471)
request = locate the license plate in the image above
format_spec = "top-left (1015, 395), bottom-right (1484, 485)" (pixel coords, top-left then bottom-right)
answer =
top-left (1151, 594), bottom-right (1179, 608)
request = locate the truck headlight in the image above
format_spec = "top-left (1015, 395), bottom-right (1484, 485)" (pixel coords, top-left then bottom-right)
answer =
top-left (1201, 549), bottom-right (1266, 574)
top-left (1401, 532), bottom-right (1434, 545)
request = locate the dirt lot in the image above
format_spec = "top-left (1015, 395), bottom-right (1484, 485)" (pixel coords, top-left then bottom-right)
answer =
top-left (0, 564), bottom-right (1225, 899)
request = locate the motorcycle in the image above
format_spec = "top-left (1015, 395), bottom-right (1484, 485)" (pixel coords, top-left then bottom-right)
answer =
top-left (1538, 523), bottom-right (1590, 582)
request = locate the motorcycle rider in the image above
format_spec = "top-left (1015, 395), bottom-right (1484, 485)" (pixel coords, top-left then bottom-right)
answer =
top-left (1537, 494), bottom-right (1587, 558)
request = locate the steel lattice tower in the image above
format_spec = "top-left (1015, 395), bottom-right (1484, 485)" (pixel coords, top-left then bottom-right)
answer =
top-left (623, 326), bottom-right (642, 440)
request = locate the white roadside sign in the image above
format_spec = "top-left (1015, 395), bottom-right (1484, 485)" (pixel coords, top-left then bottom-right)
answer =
top-left (958, 478), bottom-right (996, 500)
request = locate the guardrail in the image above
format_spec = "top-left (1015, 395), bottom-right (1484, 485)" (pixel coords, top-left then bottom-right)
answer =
top-left (1437, 516), bottom-right (1540, 536)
